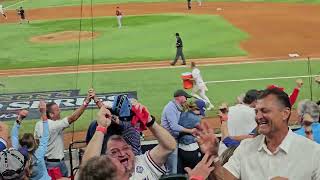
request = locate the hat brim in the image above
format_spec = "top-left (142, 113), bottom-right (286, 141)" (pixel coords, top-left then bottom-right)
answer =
top-left (199, 109), bottom-right (205, 116)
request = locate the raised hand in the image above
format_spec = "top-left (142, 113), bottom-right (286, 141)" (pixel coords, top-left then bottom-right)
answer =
top-left (185, 153), bottom-right (215, 180)
top-left (39, 100), bottom-right (47, 121)
top-left (88, 88), bottom-right (95, 99)
top-left (97, 106), bottom-right (112, 128)
top-left (17, 110), bottom-right (29, 124)
top-left (193, 121), bottom-right (219, 156)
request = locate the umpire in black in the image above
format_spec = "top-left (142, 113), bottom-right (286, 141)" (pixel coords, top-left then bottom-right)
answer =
top-left (171, 33), bottom-right (186, 66)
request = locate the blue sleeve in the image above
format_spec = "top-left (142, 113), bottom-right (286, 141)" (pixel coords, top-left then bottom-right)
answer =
top-left (165, 106), bottom-right (184, 133)
top-left (293, 128), bottom-right (305, 136)
top-left (223, 137), bottom-right (241, 147)
top-left (11, 122), bottom-right (20, 149)
top-left (34, 121), bottom-right (49, 159)
top-left (0, 140), bottom-right (6, 152)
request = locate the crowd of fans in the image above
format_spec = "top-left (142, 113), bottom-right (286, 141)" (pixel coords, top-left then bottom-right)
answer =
top-left (0, 69), bottom-right (320, 180)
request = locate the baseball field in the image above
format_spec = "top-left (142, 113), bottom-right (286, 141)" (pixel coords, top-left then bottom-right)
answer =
top-left (0, 0), bottom-right (319, 141)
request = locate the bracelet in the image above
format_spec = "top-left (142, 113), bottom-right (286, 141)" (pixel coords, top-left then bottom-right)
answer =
top-left (190, 176), bottom-right (205, 180)
top-left (83, 101), bottom-right (89, 107)
top-left (146, 115), bottom-right (156, 127)
top-left (96, 125), bottom-right (107, 134)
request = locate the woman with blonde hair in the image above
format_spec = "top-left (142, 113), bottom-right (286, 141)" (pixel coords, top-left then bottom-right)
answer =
top-left (177, 99), bottom-right (206, 173)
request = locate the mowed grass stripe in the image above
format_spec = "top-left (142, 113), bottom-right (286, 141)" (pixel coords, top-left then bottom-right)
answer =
top-left (4, 0), bottom-right (320, 10)
top-left (1, 60), bottom-right (319, 133)
top-left (0, 14), bottom-right (247, 69)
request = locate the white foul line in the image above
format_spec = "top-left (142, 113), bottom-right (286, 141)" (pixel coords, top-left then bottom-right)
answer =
top-left (205, 75), bottom-right (319, 84)
top-left (6, 0), bottom-right (25, 9)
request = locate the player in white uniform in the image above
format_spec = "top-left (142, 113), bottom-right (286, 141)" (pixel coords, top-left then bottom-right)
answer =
top-left (116, 6), bottom-right (123, 28)
top-left (82, 105), bottom-right (177, 180)
top-left (190, 62), bottom-right (214, 110)
top-left (0, 5), bottom-right (7, 19)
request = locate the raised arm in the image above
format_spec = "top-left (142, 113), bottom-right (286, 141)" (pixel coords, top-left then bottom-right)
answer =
top-left (34, 100), bottom-right (49, 159)
top-left (92, 89), bottom-right (104, 109)
top-left (68, 88), bottom-right (94, 124)
top-left (194, 121), bottom-right (238, 180)
top-left (11, 110), bottom-right (28, 149)
top-left (149, 115), bottom-right (177, 167)
top-left (82, 106), bottom-right (111, 164)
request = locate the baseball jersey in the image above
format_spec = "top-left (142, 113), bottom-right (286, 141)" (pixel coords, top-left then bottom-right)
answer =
top-left (192, 68), bottom-right (205, 86)
top-left (116, 10), bottom-right (122, 16)
top-left (130, 151), bottom-right (166, 180)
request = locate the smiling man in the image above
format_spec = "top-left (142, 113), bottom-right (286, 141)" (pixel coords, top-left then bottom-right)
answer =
top-left (199, 88), bottom-right (320, 180)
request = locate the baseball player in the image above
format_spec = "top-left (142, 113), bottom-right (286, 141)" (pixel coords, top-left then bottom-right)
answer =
top-left (0, 4), bottom-right (7, 19)
top-left (17, 6), bottom-right (29, 24)
top-left (189, 61), bottom-right (214, 110)
top-left (116, 6), bottom-right (123, 28)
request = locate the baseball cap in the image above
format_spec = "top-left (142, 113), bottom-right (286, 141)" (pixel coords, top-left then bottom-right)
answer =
top-left (267, 84), bottom-right (285, 91)
top-left (195, 99), bottom-right (206, 116)
top-left (174, 89), bottom-right (192, 98)
top-left (0, 148), bottom-right (27, 180)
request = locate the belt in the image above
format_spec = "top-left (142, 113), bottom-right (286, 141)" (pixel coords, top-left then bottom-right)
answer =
top-left (45, 157), bottom-right (64, 162)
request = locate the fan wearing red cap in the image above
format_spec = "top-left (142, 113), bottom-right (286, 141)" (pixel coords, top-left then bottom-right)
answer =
top-left (266, 79), bottom-right (303, 105)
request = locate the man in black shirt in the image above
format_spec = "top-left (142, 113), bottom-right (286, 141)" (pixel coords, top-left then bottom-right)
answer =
top-left (17, 7), bottom-right (29, 24)
top-left (171, 33), bottom-right (186, 66)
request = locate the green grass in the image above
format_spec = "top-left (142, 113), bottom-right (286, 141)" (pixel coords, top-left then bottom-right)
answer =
top-left (0, 14), bottom-right (247, 69)
top-left (1, 59), bottom-right (320, 135)
top-left (3, 0), bottom-right (320, 10)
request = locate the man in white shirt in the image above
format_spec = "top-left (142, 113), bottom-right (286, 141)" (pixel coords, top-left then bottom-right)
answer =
top-left (196, 88), bottom-right (320, 180)
top-left (34, 89), bottom-right (93, 177)
top-left (189, 62), bottom-right (214, 110)
top-left (82, 105), bottom-right (177, 180)
top-left (218, 89), bottom-right (259, 155)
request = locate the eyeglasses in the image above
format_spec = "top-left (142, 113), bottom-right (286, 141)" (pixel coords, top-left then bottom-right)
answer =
top-left (107, 145), bottom-right (132, 158)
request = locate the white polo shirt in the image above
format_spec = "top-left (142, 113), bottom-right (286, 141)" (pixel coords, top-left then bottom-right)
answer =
top-left (130, 151), bottom-right (166, 180)
top-left (34, 118), bottom-right (70, 160)
top-left (224, 130), bottom-right (320, 180)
